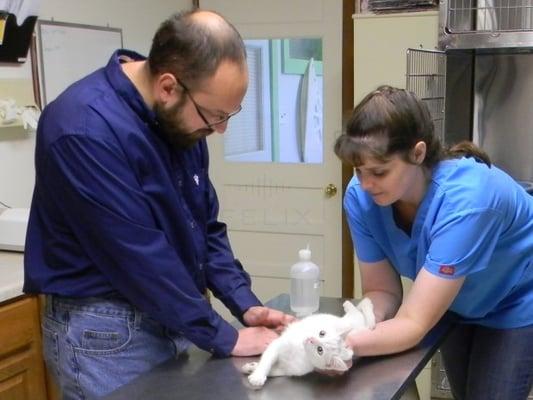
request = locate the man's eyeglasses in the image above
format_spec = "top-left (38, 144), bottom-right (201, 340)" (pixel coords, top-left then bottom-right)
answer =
top-left (175, 77), bottom-right (242, 129)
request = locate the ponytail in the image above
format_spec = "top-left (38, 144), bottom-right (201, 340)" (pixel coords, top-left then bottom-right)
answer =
top-left (445, 141), bottom-right (491, 167)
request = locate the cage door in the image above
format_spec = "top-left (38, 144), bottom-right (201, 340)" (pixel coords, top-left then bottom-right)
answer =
top-left (406, 48), bottom-right (446, 143)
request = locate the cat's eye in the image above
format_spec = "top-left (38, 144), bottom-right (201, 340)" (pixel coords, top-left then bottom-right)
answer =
top-left (317, 346), bottom-right (323, 355)
top-left (319, 330), bottom-right (326, 338)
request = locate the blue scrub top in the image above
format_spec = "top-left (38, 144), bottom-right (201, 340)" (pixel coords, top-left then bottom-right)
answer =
top-left (345, 157), bottom-right (533, 328)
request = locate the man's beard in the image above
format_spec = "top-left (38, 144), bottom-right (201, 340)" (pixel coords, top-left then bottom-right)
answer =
top-left (153, 100), bottom-right (214, 150)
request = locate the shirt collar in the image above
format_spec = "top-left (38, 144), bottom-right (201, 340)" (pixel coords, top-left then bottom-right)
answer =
top-left (104, 49), bottom-right (157, 126)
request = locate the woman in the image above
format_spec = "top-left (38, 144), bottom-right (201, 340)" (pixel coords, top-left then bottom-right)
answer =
top-left (335, 86), bottom-right (533, 400)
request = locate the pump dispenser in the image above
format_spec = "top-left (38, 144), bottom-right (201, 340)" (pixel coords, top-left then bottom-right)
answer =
top-left (290, 245), bottom-right (320, 316)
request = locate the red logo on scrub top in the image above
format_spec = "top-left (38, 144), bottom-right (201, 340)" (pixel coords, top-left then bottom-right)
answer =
top-left (439, 265), bottom-right (455, 275)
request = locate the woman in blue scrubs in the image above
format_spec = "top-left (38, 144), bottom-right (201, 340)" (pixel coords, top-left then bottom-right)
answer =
top-left (335, 86), bottom-right (533, 400)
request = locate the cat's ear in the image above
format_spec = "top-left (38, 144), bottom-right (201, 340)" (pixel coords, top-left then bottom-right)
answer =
top-left (326, 356), bottom-right (349, 372)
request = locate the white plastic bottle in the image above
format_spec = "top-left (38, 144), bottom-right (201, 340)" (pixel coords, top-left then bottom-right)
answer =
top-left (290, 245), bottom-right (320, 316)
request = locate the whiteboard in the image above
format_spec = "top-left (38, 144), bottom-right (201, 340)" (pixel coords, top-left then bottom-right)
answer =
top-left (38, 21), bottom-right (123, 105)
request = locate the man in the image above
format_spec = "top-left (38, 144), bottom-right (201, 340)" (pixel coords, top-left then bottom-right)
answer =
top-left (24, 9), bottom-right (292, 399)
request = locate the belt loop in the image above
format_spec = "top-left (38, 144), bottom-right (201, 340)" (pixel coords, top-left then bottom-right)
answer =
top-left (133, 309), bottom-right (142, 330)
top-left (45, 294), bottom-right (54, 315)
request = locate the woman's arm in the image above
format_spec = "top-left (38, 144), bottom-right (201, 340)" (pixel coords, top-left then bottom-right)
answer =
top-left (358, 260), bottom-right (403, 323)
top-left (347, 265), bottom-right (464, 356)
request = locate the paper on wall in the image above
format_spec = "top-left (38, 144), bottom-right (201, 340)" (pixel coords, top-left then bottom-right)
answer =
top-left (0, 0), bottom-right (40, 26)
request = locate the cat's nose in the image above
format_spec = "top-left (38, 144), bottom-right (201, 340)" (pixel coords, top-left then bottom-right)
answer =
top-left (305, 337), bottom-right (317, 345)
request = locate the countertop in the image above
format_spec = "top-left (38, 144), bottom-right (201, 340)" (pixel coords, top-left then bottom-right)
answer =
top-left (104, 295), bottom-right (452, 400)
top-left (0, 251), bottom-right (25, 303)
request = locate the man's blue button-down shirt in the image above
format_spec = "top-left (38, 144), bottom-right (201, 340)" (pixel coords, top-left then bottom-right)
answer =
top-left (23, 50), bottom-right (261, 357)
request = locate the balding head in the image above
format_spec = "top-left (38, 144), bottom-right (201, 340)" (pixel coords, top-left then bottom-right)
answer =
top-left (148, 9), bottom-right (247, 89)
top-left (189, 10), bottom-right (230, 32)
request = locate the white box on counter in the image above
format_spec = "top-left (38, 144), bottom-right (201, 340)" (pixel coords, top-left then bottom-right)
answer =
top-left (0, 208), bottom-right (29, 252)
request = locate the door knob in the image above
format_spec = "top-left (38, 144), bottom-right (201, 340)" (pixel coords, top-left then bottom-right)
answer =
top-left (325, 183), bottom-right (338, 198)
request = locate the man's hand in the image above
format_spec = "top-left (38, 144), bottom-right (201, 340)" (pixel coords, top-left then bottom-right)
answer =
top-left (231, 326), bottom-right (279, 356)
top-left (243, 306), bottom-right (295, 333)
top-left (230, 307), bottom-right (295, 357)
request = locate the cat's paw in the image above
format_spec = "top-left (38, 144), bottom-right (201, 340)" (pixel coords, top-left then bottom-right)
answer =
top-left (248, 372), bottom-right (267, 389)
top-left (357, 298), bottom-right (376, 329)
top-left (241, 362), bottom-right (258, 375)
top-left (342, 300), bottom-right (357, 313)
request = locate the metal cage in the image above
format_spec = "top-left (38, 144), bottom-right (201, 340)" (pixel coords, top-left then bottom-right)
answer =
top-left (406, 48), bottom-right (446, 143)
top-left (447, 0), bottom-right (533, 33)
top-left (439, 0), bottom-right (533, 50)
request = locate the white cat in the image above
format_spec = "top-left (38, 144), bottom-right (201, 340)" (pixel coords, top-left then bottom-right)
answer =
top-left (242, 298), bottom-right (376, 389)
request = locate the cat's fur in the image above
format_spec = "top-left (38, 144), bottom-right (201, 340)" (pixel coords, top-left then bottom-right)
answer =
top-left (242, 298), bottom-right (375, 389)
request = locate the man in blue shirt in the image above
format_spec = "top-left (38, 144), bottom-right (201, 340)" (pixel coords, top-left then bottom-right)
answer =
top-left (24, 10), bottom-right (292, 398)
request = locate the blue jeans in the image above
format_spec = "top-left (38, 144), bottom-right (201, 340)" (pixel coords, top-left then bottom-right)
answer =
top-left (440, 322), bottom-right (533, 400)
top-left (42, 295), bottom-right (191, 399)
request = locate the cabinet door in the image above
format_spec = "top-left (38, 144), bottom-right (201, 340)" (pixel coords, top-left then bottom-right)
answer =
top-left (354, 11), bottom-right (439, 105)
top-left (0, 297), bottom-right (47, 400)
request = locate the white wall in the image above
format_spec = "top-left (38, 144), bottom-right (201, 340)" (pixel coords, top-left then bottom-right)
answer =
top-left (0, 0), bottom-right (192, 207)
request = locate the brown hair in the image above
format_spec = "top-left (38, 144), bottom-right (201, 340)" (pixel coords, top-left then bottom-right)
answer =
top-left (334, 86), bottom-right (490, 168)
top-left (446, 140), bottom-right (491, 166)
top-left (147, 9), bottom-right (246, 88)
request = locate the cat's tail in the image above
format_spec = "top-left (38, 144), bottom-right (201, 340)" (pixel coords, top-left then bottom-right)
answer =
top-left (356, 297), bottom-right (376, 330)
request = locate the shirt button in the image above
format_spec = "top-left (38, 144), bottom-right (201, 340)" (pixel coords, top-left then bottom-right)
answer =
top-left (198, 263), bottom-right (204, 270)
top-left (190, 221), bottom-right (196, 228)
